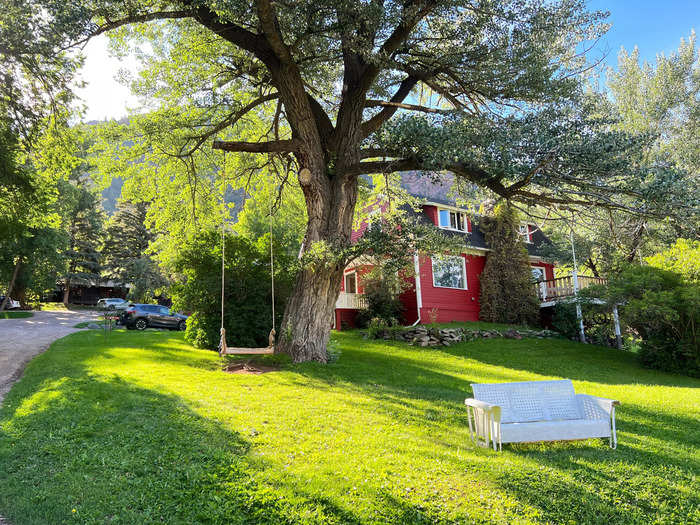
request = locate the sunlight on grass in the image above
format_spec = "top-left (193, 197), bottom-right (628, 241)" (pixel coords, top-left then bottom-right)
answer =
top-left (0, 329), bottom-right (698, 524)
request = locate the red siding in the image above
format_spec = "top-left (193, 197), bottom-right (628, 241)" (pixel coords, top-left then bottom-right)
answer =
top-left (424, 205), bottom-right (438, 225)
top-left (350, 200), bottom-right (389, 243)
top-left (530, 261), bottom-right (555, 280)
top-left (335, 309), bottom-right (359, 329)
top-left (398, 273), bottom-right (419, 324)
top-left (416, 253), bottom-right (486, 323)
top-left (350, 221), bottom-right (368, 244)
top-left (343, 265), bottom-right (371, 293)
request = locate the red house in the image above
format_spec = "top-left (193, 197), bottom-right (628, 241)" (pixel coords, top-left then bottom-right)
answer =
top-left (334, 172), bottom-right (555, 329)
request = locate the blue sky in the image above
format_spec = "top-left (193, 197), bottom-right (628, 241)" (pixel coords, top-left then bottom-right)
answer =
top-left (76, 2), bottom-right (699, 121)
top-left (587, 1), bottom-right (698, 68)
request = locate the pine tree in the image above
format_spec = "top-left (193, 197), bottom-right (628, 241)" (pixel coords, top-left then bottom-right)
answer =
top-left (62, 188), bottom-right (103, 305)
top-left (479, 203), bottom-right (540, 326)
top-left (103, 200), bottom-right (165, 302)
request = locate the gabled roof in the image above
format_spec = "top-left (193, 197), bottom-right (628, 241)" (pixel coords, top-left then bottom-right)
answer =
top-left (398, 171), bottom-right (552, 257)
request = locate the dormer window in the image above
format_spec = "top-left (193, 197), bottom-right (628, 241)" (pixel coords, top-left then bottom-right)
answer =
top-left (438, 208), bottom-right (468, 232)
top-left (519, 223), bottom-right (533, 243)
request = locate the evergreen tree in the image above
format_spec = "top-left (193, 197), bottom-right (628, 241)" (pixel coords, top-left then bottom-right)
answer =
top-left (61, 186), bottom-right (103, 304)
top-left (103, 200), bottom-right (165, 302)
top-left (479, 203), bottom-right (540, 326)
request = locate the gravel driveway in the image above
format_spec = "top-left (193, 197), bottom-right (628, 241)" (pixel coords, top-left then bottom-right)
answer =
top-left (0, 310), bottom-right (99, 404)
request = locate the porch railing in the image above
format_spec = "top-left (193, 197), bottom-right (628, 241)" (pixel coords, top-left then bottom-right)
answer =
top-left (335, 292), bottom-right (368, 309)
top-left (535, 275), bottom-right (607, 302)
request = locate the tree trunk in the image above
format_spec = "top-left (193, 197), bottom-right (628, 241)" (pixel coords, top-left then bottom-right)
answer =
top-left (0, 258), bottom-right (22, 312)
top-left (276, 165), bottom-right (359, 363)
top-left (63, 278), bottom-right (71, 307)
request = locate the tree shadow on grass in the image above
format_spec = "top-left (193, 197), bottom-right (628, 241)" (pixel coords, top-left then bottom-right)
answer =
top-left (0, 357), bottom-right (446, 525)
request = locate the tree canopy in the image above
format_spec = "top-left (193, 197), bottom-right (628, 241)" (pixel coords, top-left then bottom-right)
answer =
top-left (5, 0), bottom-right (693, 361)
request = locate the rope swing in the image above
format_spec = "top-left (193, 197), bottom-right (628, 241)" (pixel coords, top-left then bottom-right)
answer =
top-left (217, 150), bottom-right (276, 356)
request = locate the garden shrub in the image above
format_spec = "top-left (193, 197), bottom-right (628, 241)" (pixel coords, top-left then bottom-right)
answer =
top-left (171, 230), bottom-right (295, 349)
top-left (366, 317), bottom-right (402, 339)
top-left (354, 268), bottom-right (405, 328)
top-left (605, 264), bottom-right (699, 376)
top-left (552, 299), bottom-right (615, 346)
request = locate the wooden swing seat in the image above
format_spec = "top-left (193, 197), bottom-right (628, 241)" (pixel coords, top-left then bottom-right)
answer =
top-left (220, 346), bottom-right (274, 355)
top-left (218, 328), bottom-right (275, 356)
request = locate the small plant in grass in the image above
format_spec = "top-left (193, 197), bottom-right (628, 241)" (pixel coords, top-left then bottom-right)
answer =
top-left (366, 317), bottom-right (403, 339)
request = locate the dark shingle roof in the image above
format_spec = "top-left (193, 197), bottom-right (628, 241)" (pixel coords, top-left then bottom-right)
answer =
top-left (398, 171), bottom-right (552, 257)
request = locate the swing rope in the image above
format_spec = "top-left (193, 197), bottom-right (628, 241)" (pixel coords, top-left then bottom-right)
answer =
top-left (218, 150), bottom-right (276, 356)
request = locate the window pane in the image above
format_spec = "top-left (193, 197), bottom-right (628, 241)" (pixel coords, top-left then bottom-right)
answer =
top-left (449, 212), bottom-right (457, 229)
top-left (345, 273), bottom-right (357, 294)
top-left (438, 209), bottom-right (450, 227)
top-left (531, 268), bottom-right (545, 282)
top-left (456, 213), bottom-right (465, 231)
top-left (432, 256), bottom-right (466, 289)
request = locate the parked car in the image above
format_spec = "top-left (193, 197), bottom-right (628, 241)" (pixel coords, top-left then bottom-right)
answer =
top-left (97, 298), bottom-right (131, 311)
top-left (120, 304), bottom-right (188, 331)
top-left (0, 296), bottom-right (20, 309)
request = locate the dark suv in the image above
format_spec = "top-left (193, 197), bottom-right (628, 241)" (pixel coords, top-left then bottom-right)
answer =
top-left (121, 304), bottom-right (188, 331)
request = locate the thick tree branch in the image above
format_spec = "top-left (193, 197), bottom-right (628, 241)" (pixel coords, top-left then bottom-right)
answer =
top-left (364, 100), bottom-right (453, 114)
top-left (212, 139), bottom-right (299, 153)
top-left (191, 6), bottom-right (271, 61)
top-left (349, 158), bottom-right (420, 176)
top-left (361, 75), bottom-right (420, 137)
top-left (256, 0), bottom-right (294, 64)
top-left (371, 1), bottom-right (438, 72)
top-left (182, 93), bottom-right (280, 156)
top-left (359, 148), bottom-right (401, 159)
top-left (306, 93), bottom-right (335, 141)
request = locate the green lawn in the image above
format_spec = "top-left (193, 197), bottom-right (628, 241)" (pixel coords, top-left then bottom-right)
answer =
top-left (0, 311), bottom-right (33, 319)
top-left (0, 329), bottom-right (698, 524)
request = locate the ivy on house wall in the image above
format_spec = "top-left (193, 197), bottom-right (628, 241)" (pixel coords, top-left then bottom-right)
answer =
top-left (479, 203), bottom-right (540, 326)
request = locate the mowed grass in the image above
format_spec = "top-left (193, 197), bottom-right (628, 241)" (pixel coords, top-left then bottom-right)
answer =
top-left (0, 329), bottom-right (698, 524)
top-left (0, 311), bottom-right (33, 319)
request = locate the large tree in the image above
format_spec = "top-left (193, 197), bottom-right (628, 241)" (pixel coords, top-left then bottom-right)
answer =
top-left (103, 200), bottom-right (166, 302)
top-left (12, 1), bottom-right (688, 361)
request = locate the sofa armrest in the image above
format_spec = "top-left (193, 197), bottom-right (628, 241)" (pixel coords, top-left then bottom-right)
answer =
top-left (465, 398), bottom-right (502, 450)
top-left (465, 398), bottom-right (502, 422)
top-left (576, 394), bottom-right (620, 416)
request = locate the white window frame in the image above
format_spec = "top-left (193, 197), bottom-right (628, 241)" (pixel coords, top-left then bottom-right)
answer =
top-left (519, 223), bottom-right (533, 243)
top-left (344, 271), bottom-right (358, 294)
top-left (437, 208), bottom-right (468, 232)
top-left (431, 255), bottom-right (468, 290)
top-left (530, 265), bottom-right (548, 282)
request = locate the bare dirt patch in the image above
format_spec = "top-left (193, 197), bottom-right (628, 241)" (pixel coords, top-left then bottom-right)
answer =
top-left (222, 361), bottom-right (280, 375)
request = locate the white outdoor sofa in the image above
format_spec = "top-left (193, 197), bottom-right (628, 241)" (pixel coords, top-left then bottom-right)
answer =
top-left (464, 379), bottom-right (619, 451)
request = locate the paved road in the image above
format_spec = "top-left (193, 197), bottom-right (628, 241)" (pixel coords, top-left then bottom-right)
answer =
top-left (0, 310), bottom-right (99, 404)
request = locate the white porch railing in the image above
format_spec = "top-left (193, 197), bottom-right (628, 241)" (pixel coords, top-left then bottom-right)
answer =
top-left (335, 292), bottom-right (368, 309)
top-left (535, 275), bottom-right (608, 302)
